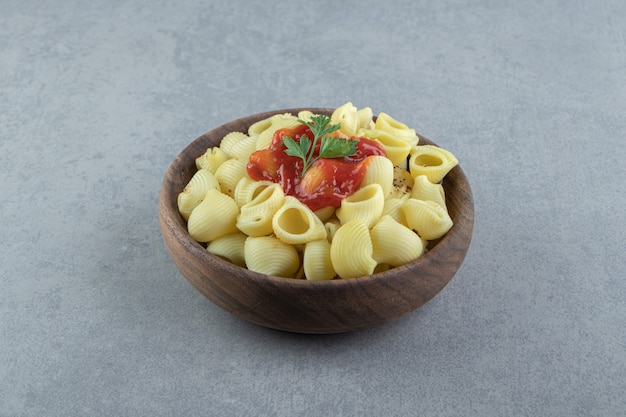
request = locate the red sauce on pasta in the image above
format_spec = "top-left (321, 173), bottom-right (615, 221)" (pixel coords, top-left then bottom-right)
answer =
top-left (247, 124), bottom-right (386, 211)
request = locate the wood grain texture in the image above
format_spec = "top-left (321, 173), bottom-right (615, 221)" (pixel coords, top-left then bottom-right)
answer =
top-left (159, 108), bottom-right (474, 333)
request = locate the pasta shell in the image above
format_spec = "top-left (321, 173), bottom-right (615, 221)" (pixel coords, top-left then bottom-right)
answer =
top-left (219, 132), bottom-right (257, 161)
top-left (187, 189), bottom-right (239, 242)
top-left (244, 236), bottom-right (300, 277)
top-left (297, 110), bottom-right (314, 123)
top-left (409, 145), bottom-right (458, 183)
top-left (206, 232), bottom-right (247, 267)
top-left (374, 112), bottom-right (419, 147)
top-left (236, 183), bottom-right (284, 237)
top-left (359, 129), bottom-right (412, 166)
top-left (330, 219), bottom-right (376, 279)
top-left (411, 174), bottom-right (447, 209)
top-left (336, 183), bottom-right (384, 228)
top-left (360, 155), bottom-right (394, 197)
top-left (314, 206), bottom-right (336, 223)
top-left (272, 196), bottom-right (327, 245)
top-left (195, 146), bottom-right (230, 173)
top-left (370, 215), bottom-right (424, 266)
top-left (324, 218), bottom-right (341, 242)
top-left (303, 239), bottom-right (336, 281)
top-left (254, 113), bottom-right (299, 150)
top-left (214, 158), bottom-right (247, 197)
top-left (401, 198), bottom-right (453, 240)
top-left (247, 116), bottom-right (274, 138)
top-left (233, 176), bottom-right (274, 208)
top-left (177, 169), bottom-right (220, 220)
top-left (356, 107), bottom-right (375, 130)
top-left (382, 197), bottom-right (408, 226)
top-left (331, 102), bottom-right (359, 136)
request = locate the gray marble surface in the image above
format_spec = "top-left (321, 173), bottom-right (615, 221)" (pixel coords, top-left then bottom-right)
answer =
top-left (1, 0), bottom-right (625, 416)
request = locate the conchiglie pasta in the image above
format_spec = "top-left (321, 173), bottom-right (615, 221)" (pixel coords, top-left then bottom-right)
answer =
top-left (401, 198), bottom-right (453, 240)
top-left (303, 239), bottom-right (336, 280)
top-left (195, 146), bottom-right (229, 173)
top-left (324, 218), bottom-right (341, 242)
top-left (356, 107), bottom-right (375, 130)
top-left (360, 155), bottom-right (394, 196)
top-left (330, 219), bottom-right (377, 279)
top-left (219, 131), bottom-right (257, 161)
top-left (180, 104), bottom-right (460, 279)
top-left (335, 183), bottom-right (384, 228)
top-left (247, 116), bottom-right (273, 138)
top-left (206, 232), bottom-right (247, 267)
top-left (177, 169), bottom-right (220, 220)
top-left (374, 112), bottom-right (419, 147)
top-left (187, 189), bottom-right (239, 242)
top-left (411, 174), bottom-right (447, 209)
top-left (409, 145), bottom-right (458, 183)
top-left (382, 197), bottom-right (408, 226)
top-left (233, 176), bottom-right (274, 207)
top-left (389, 166), bottom-right (414, 200)
top-left (272, 196), bottom-right (327, 244)
top-left (244, 236), bottom-right (300, 277)
top-left (370, 215), bottom-right (424, 266)
top-left (236, 183), bottom-right (284, 237)
top-left (331, 102), bottom-right (359, 136)
top-left (314, 206), bottom-right (336, 223)
top-left (214, 158), bottom-right (247, 197)
top-left (297, 110), bottom-right (314, 123)
top-left (360, 129), bottom-right (412, 166)
top-left (254, 113), bottom-right (300, 150)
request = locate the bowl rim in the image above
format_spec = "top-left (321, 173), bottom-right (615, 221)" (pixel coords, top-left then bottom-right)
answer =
top-left (160, 107), bottom-right (474, 289)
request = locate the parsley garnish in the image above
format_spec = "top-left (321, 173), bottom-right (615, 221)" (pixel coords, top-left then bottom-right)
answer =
top-left (282, 115), bottom-right (358, 177)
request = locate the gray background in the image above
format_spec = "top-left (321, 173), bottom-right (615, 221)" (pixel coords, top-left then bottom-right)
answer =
top-left (1, 0), bottom-right (624, 416)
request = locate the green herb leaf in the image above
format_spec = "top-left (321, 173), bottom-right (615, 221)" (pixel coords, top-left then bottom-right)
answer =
top-left (319, 136), bottom-right (358, 159)
top-left (281, 114), bottom-right (358, 177)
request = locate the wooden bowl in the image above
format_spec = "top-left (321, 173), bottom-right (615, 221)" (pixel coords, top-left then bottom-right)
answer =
top-left (159, 108), bottom-right (474, 334)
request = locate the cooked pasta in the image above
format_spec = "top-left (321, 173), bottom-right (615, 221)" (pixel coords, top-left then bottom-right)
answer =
top-left (401, 198), bottom-right (453, 240)
top-left (408, 145), bottom-right (458, 183)
top-left (303, 239), bottom-right (336, 280)
top-left (206, 232), bottom-right (247, 267)
top-left (244, 236), bottom-right (300, 277)
top-left (389, 166), bottom-right (414, 199)
top-left (331, 102), bottom-right (359, 136)
top-left (214, 158), bottom-right (247, 197)
top-left (335, 183), bottom-right (384, 228)
top-left (374, 112), bottom-right (419, 147)
top-left (324, 217), bottom-right (341, 242)
top-left (272, 196), bottom-right (327, 244)
top-left (236, 183), bottom-right (285, 236)
top-left (330, 219), bottom-right (377, 279)
top-left (186, 189), bottom-right (239, 242)
top-left (195, 146), bottom-right (229, 173)
top-left (247, 116), bottom-right (273, 138)
top-left (360, 129), bottom-right (412, 166)
top-left (177, 169), bottom-right (220, 220)
top-left (381, 197), bottom-right (408, 226)
top-left (360, 155), bottom-right (394, 196)
top-left (233, 176), bottom-right (274, 207)
top-left (314, 206), bottom-right (336, 223)
top-left (179, 103), bottom-right (459, 279)
top-left (254, 113), bottom-right (300, 150)
top-left (219, 131), bottom-right (257, 161)
top-left (297, 110), bottom-right (314, 122)
top-left (411, 174), bottom-right (447, 209)
top-left (370, 215), bottom-right (424, 266)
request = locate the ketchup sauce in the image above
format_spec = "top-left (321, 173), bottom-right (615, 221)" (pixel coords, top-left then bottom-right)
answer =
top-left (246, 124), bottom-right (386, 211)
